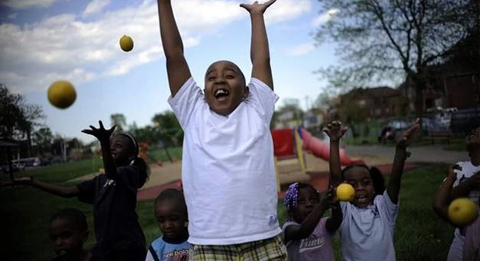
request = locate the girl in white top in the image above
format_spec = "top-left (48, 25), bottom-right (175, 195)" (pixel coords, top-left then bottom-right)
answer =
top-left (325, 120), bottom-right (420, 261)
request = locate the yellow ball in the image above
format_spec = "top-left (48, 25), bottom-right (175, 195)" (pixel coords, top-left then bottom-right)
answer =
top-left (48, 80), bottom-right (76, 109)
top-left (448, 198), bottom-right (479, 227)
top-left (119, 35), bottom-right (134, 52)
top-left (336, 183), bottom-right (355, 201)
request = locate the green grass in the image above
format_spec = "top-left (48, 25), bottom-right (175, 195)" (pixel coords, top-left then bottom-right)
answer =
top-left (1, 162), bottom-right (456, 261)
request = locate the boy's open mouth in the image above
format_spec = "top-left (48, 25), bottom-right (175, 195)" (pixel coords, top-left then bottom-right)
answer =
top-left (214, 89), bottom-right (229, 102)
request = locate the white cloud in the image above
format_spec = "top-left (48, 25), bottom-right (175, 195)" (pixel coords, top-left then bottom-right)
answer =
top-left (312, 8), bottom-right (339, 27)
top-left (286, 42), bottom-right (315, 56)
top-left (83, 0), bottom-right (111, 17)
top-left (1, 0), bottom-right (63, 9)
top-left (1, 0), bottom-right (310, 93)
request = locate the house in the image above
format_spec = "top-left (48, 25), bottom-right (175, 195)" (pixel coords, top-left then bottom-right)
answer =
top-left (340, 86), bottom-right (401, 118)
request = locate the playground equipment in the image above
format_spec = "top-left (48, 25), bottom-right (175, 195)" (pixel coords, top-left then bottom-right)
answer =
top-left (272, 127), bottom-right (364, 192)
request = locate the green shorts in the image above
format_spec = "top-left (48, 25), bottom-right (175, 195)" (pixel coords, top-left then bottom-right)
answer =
top-left (189, 235), bottom-right (287, 261)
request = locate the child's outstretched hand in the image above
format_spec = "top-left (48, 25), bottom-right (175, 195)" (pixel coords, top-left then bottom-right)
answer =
top-left (323, 121), bottom-right (347, 142)
top-left (82, 121), bottom-right (115, 144)
top-left (240, 0), bottom-right (276, 14)
top-left (0, 177), bottom-right (31, 187)
top-left (397, 118), bottom-right (420, 149)
top-left (321, 186), bottom-right (338, 209)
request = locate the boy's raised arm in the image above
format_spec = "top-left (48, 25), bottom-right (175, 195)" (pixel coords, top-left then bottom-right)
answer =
top-left (240, 0), bottom-right (276, 90)
top-left (387, 119), bottom-right (420, 204)
top-left (157, 0), bottom-right (192, 97)
top-left (323, 121), bottom-right (347, 187)
top-left (433, 166), bottom-right (459, 226)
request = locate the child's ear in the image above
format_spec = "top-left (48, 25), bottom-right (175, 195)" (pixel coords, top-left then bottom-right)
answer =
top-left (243, 86), bottom-right (249, 99)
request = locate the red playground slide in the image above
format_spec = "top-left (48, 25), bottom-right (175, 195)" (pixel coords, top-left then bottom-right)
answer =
top-left (299, 128), bottom-right (365, 166)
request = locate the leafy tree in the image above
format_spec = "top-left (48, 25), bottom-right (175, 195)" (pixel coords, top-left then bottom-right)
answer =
top-left (110, 113), bottom-right (127, 132)
top-left (33, 127), bottom-right (53, 154)
top-left (315, 0), bottom-right (477, 120)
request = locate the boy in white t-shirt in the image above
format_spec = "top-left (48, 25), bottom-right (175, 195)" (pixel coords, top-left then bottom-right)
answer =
top-left (444, 125), bottom-right (480, 261)
top-left (157, 0), bottom-right (286, 260)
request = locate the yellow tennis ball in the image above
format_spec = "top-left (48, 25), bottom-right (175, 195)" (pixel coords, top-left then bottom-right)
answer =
top-left (336, 183), bottom-right (355, 201)
top-left (448, 198), bottom-right (479, 227)
top-left (48, 80), bottom-right (76, 109)
top-left (119, 35), bottom-right (134, 52)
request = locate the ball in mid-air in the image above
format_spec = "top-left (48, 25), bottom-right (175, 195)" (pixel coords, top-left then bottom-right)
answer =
top-left (119, 35), bottom-right (134, 52)
top-left (48, 80), bottom-right (76, 109)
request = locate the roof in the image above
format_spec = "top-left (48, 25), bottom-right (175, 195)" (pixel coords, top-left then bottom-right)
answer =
top-left (344, 86), bottom-right (400, 99)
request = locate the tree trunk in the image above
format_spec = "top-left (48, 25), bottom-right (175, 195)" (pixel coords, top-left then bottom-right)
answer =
top-left (26, 129), bottom-right (32, 157)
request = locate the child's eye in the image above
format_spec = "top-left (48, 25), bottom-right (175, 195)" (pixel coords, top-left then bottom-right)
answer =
top-left (361, 179), bottom-right (371, 186)
top-left (225, 75), bottom-right (234, 79)
top-left (208, 76), bottom-right (215, 81)
top-left (168, 215), bottom-right (180, 221)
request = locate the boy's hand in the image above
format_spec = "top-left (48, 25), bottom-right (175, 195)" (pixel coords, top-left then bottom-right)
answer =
top-left (323, 121), bottom-right (347, 142)
top-left (396, 118), bottom-right (420, 149)
top-left (81, 121), bottom-right (115, 144)
top-left (240, 0), bottom-right (276, 15)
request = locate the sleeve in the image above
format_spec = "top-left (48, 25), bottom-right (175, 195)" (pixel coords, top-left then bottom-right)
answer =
top-left (76, 177), bottom-right (98, 204)
top-left (245, 78), bottom-right (279, 122)
top-left (379, 190), bottom-right (399, 225)
top-left (167, 77), bottom-right (204, 129)
top-left (145, 246), bottom-right (159, 261)
top-left (453, 162), bottom-right (464, 187)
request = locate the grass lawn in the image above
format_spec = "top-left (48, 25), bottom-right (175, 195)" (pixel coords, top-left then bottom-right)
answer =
top-left (1, 161), bottom-right (455, 261)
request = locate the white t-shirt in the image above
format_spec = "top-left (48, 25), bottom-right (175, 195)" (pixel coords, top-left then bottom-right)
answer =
top-left (168, 77), bottom-right (281, 245)
top-left (448, 160), bottom-right (480, 261)
top-left (339, 191), bottom-right (399, 261)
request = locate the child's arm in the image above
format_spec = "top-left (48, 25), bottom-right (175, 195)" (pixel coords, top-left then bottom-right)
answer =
top-left (433, 166), bottom-right (459, 225)
top-left (157, 0), bottom-right (192, 97)
top-left (1, 177), bottom-right (78, 198)
top-left (323, 121), bottom-right (348, 187)
top-left (450, 171), bottom-right (479, 199)
top-left (386, 119), bottom-right (420, 204)
top-left (82, 121), bottom-right (118, 181)
top-left (240, 0), bottom-right (276, 89)
top-left (325, 193), bottom-right (343, 234)
top-left (284, 188), bottom-right (333, 242)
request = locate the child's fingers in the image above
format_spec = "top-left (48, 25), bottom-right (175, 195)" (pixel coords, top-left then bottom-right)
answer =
top-left (99, 120), bottom-right (105, 130)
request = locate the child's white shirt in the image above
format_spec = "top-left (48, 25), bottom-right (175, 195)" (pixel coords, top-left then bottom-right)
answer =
top-left (339, 191), bottom-right (399, 261)
top-left (168, 77), bottom-right (281, 245)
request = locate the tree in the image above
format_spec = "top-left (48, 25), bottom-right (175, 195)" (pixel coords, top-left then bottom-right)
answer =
top-left (33, 127), bottom-right (53, 154)
top-left (0, 84), bottom-right (44, 156)
top-left (151, 111), bottom-right (183, 146)
top-left (337, 95), bottom-right (368, 137)
top-left (110, 113), bottom-right (127, 132)
top-left (0, 84), bottom-right (24, 139)
top-left (315, 0), bottom-right (477, 120)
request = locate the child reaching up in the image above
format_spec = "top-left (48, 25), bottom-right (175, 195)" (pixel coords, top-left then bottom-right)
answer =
top-left (146, 188), bottom-right (191, 261)
top-left (157, 0), bottom-right (287, 259)
top-left (49, 208), bottom-right (91, 261)
top-left (4, 121), bottom-right (149, 261)
top-left (433, 165), bottom-right (480, 261)
top-left (283, 183), bottom-right (341, 261)
top-left (443, 125), bottom-right (480, 261)
top-left (325, 120), bottom-right (420, 261)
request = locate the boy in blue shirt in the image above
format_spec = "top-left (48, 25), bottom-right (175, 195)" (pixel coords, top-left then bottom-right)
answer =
top-left (146, 189), bottom-right (191, 261)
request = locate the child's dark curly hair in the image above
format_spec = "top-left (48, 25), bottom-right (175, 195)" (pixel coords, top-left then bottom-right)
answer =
top-left (341, 164), bottom-right (385, 196)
